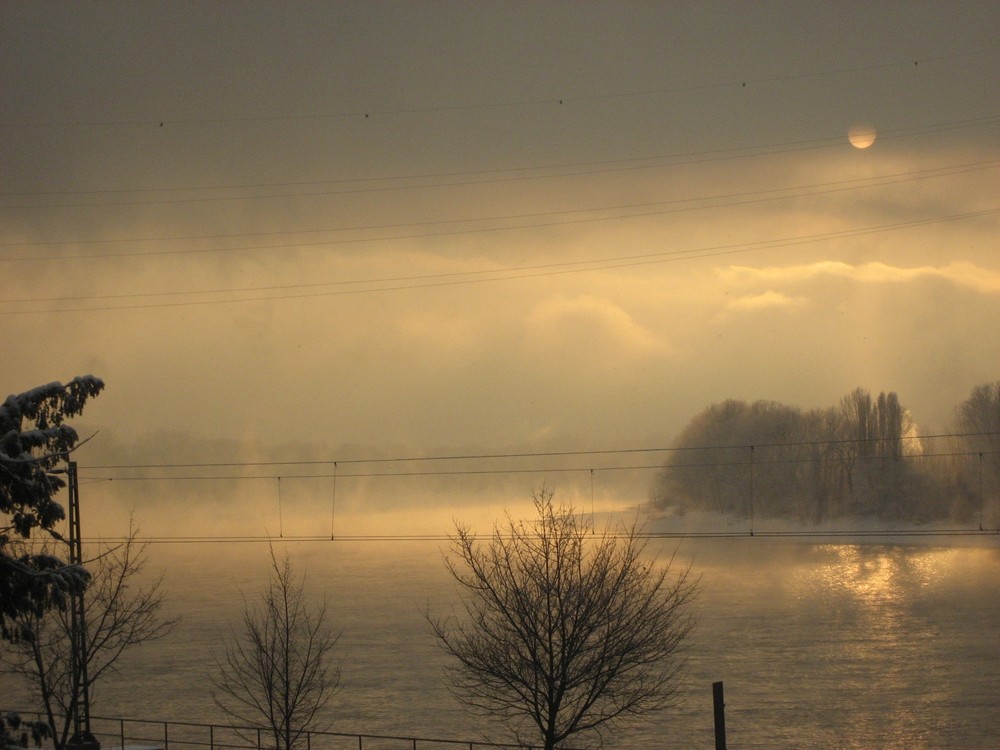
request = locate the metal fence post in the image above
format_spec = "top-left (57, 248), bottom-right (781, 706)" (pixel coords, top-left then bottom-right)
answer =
top-left (28, 713), bottom-right (599, 750)
top-left (713, 681), bottom-right (727, 750)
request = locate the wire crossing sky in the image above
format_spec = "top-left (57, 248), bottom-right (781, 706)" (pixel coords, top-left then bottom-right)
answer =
top-left (2, 2), bottom-right (998, 524)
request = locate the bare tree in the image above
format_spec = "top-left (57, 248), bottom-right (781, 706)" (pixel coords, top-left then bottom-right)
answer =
top-left (428, 487), bottom-right (698, 750)
top-left (952, 381), bottom-right (1000, 525)
top-left (956, 381), bottom-right (1000, 483)
top-left (213, 547), bottom-right (341, 750)
top-left (2, 523), bottom-right (176, 750)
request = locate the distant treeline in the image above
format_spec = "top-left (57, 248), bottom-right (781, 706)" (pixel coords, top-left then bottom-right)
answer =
top-left (651, 382), bottom-right (1000, 524)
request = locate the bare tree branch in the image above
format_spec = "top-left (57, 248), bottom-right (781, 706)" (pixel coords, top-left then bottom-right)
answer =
top-left (213, 546), bottom-right (341, 750)
top-left (428, 487), bottom-right (698, 750)
top-left (1, 520), bottom-right (176, 750)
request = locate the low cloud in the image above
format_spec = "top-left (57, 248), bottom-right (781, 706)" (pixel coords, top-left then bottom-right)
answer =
top-left (727, 290), bottom-right (805, 312)
top-left (720, 261), bottom-right (1000, 294)
top-left (525, 295), bottom-right (667, 357)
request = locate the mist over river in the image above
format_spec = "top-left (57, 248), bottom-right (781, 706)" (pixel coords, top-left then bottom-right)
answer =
top-left (6, 519), bottom-right (999, 749)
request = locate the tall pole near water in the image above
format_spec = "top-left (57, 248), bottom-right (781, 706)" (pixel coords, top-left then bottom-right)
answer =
top-left (713, 681), bottom-right (727, 750)
top-left (67, 461), bottom-right (99, 750)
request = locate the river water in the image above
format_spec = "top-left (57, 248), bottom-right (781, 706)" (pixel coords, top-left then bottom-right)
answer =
top-left (5, 511), bottom-right (999, 749)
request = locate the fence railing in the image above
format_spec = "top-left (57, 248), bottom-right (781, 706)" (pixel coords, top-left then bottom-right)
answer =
top-left (4, 713), bottom-right (557, 750)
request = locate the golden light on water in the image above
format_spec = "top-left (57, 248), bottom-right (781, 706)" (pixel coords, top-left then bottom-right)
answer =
top-left (806, 545), bottom-right (960, 605)
top-left (822, 546), bottom-right (898, 602)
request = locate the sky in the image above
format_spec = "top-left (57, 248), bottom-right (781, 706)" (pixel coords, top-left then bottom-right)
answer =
top-left (2, 2), bottom-right (999, 518)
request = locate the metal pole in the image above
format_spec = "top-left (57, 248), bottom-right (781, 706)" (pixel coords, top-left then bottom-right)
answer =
top-left (330, 463), bottom-right (337, 540)
top-left (713, 681), bottom-right (727, 750)
top-left (277, 477), bottom-right (283, 538)
top-left (67, 461), bottom-right (99, 750)
top-left (68, 461), bottom-right (82, 743)
top-left (979, 452), bottom-right (984, 531)
top-left (749, 446), bottom-right (755, 536)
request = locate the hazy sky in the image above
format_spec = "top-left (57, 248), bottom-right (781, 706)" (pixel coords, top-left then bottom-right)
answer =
top-left (3, 2), bottom-right (999, 476)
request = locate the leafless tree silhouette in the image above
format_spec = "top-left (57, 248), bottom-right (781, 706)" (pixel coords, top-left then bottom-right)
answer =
top-left (3, 523), bottom-right (175, 750)
top-left (214, 547), bottom-right (341, 750)
top-left (429, 487), bottom-right (697, 750)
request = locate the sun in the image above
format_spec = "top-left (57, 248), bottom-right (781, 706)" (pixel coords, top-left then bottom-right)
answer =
top-left (848, 122), bottom-right (877, 149)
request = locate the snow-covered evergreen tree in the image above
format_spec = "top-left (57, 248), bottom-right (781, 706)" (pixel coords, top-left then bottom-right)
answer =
top-left (0, 376), bottom-right (104, 641)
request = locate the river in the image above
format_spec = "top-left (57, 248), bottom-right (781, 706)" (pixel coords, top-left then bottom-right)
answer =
top-left (5, 507), bottom-right (999, 749)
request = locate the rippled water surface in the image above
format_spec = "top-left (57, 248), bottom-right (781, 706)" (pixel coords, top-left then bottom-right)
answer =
top-left (6, 535), bottom-right (999, 749)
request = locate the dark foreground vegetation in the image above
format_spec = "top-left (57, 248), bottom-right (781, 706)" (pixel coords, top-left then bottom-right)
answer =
top-left (3, 377), bottom-right (697, 750)
top-left (652, 382), bottom-right (1000, 524)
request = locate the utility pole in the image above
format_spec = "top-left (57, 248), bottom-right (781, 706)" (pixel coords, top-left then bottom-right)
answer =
top-left (67, 460), bottom-right (100, 750)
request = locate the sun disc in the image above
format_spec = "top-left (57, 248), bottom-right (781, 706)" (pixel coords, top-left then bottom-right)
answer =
top-left (848, 123), bottom-right (877, 149)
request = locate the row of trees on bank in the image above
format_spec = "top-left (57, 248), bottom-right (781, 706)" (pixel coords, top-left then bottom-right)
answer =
top-left (652, 383), bottom-right (1000, 524)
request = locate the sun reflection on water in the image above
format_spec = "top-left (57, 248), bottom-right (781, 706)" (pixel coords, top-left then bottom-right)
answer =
top-left (802, 544), bottom-right (961, 605)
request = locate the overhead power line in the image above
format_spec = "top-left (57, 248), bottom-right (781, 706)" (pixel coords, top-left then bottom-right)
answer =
top-left (79, 447), bottom-right (1000, 484)
top-left (68, 432), bottom-right (1000, 544)
top-left (71, 527), bottom-right (1000, 546)
top-left (1, 47), bottom-right (992, 129)
top-left (77, 449), bottom-right (1000, 484)
top-left (79, 430), bottom-right (998, 473)
top-left (3, 157), bottom-right (995, 255)
top-left (2, 207), bottom-right (997, 315)
top-left (2, 116), bottom-right (996, 210)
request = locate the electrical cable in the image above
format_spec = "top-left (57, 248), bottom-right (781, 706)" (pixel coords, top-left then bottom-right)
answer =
top-left (3, 157), bottom-right (995, 257)
top-left (55, 431), bottom-right (1000, 545)
top-left (77, 430), bottom-right (999, 471)
top-left (77, 449), bottom-right (1000, 483)
top-left (70, 526), bottom-right (999, 545)
top-left (76, 438), bottom-right (999, 483)
top-left (3, 207), bottom-right (997, 315)
top-left (2, 47), bottom-right (992, 129)
top-left (3, 116), bottom-right (996, 211)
